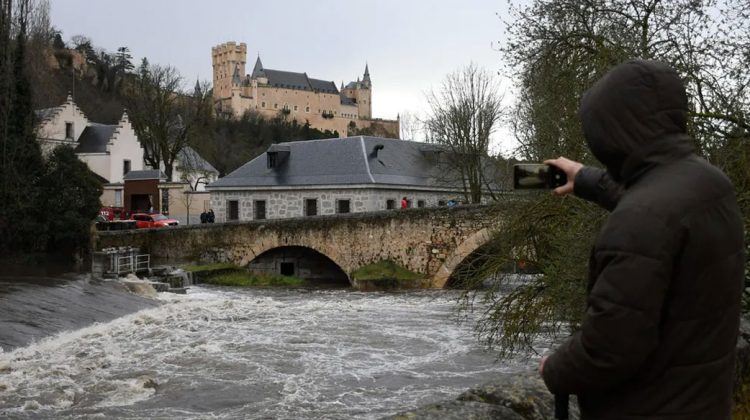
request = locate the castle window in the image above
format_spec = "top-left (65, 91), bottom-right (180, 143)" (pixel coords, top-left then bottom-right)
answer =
top-left (274, 103), bottom-right (278, 109)
top-left (261, 101), bottom-right (266, 108)
top-left (305, 106), bottom-right (310, 113)
top-left (65, 122), bottom-right (74, 140)
top-left (293, 105), bottom-right (298, 111)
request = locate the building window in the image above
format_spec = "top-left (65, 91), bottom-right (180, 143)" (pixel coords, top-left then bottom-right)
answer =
top-left (227, 200), bottom-right (239, 221)
top-left (337, 199), bottom-right (350, 214)
top-left (115, 189), bottom-right (122, 207)
top-left (123, 159), bottom-right (131, 176)
top-left (254, 200), bottom-right (266, 220)
top-left (293, 105), bottom-right (298, 111)
top-left (261, 101), bottom-right (266, 108)
top-left (274, 103), bottom-right (278, 109)
top-left (417, 200), bottom-right (426, 208)
top-left (305, 199), bottom-right (318, 216)
top-left (65, 122), bottom-right (74, 140)
top-left (386, 199), bottom-right (395, 210)
top-left (161, 189), bottom-right (170, 215)
top-left (305, 106), bottom-right (310, 113)
top-left (438, 200), bottom-right (446, 206)
top-left (267, 152), bottom-right (278, 168)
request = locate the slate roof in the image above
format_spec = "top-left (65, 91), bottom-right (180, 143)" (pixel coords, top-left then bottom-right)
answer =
top-left (250, 58), bottom-right (339, 94)
top-left (251, 56), bottom-right (265, 78)
top-left (177, 146), bottom-right (218, 174)
top-left (124, 169), bottom-right (167, 181)
top-left (75, 123), bottom-right (116, 153)
top-left (209, 136), bottom-right (502, 191)
top-left (34, 107), bottom-right (57, 121)
top-left (340, 95), bottom-right (356, 106)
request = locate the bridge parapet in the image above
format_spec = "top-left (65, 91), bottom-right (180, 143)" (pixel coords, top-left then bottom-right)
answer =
top-left (95, 204), bottom-right (505, 288)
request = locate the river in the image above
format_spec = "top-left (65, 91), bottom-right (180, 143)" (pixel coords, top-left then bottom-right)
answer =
top-left (0, 280), bottom-right (541, 419)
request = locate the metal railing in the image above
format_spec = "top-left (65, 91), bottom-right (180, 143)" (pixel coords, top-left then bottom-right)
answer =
top-left (106, 249), bottom-right (151, 275)
top-left (135, 254), bottom-right (150, 272)
top-left (116, 255), bottom-right (134, 274)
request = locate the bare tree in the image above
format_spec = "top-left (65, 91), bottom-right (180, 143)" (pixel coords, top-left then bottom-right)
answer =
top-left (398, 111), bottom-right (422, 141)
top-left (424, 63), bottom-right (504, 203)
top-left (124, 65), bottom-right (212, 181)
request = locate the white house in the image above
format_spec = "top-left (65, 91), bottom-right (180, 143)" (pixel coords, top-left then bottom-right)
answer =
top-left (35, 95), bottom-right (217, 220)
top-left (36, 94), bottom-right (144, 207)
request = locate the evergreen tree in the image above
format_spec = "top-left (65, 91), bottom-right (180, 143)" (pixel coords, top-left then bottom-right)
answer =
top-left (39, 146), bottom-right (102, 253)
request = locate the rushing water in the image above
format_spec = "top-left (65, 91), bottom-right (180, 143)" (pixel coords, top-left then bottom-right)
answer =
top-left (0, 284), bottom-right (539, 419)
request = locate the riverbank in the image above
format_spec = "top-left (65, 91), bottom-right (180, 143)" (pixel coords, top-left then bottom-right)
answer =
top-left (0, 274), bottom-right (160, 351)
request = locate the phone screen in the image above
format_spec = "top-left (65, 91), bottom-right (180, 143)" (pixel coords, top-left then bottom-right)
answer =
top-left (513, 164), bottom-right (567, 189)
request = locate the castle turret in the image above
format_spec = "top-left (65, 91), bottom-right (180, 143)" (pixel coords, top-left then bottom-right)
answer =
top-left (356, 63), bottom-right (372, 119)
top-left (232, 64), bottom-right (242, 86)
top-left (362, 63), bottom-right (371, 88)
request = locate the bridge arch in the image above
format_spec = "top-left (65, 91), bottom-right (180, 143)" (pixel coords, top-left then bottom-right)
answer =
top-left (431, 228), bottom-right (494, 288)
top-left (242, 244), bottom-right (351, 287)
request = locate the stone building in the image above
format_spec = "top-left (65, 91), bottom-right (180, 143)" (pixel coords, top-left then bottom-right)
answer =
top-left (211, 41), bottom-right (399, 138)
top-left (34, 96), bottom-right (217, 224)
top-left (207, 136), bottom-right (498, 223)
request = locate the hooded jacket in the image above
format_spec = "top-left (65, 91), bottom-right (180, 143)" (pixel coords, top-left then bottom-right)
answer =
top-left (542, 60), bottom-right (744, 419)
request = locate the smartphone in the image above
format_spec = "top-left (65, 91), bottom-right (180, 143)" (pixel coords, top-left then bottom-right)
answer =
top-left (513, 164), bottom-right (568, 190)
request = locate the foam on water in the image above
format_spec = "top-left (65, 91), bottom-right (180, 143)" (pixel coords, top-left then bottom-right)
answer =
top-left (0, 286), bottom-right (533, 419)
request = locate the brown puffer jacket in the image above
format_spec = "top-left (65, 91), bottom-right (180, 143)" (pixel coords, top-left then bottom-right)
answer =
top-left (542, 60), bottom-right (745, 419)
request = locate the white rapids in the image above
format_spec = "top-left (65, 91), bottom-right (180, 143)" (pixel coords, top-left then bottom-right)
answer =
top-left (0, 286), bottom-right (533, 419)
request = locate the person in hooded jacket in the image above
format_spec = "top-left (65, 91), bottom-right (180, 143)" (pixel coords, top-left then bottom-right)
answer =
top-left (540, 60), bottom-right (744, 419)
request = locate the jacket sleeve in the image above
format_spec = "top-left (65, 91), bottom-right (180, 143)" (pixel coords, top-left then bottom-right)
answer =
top-left (541, 211), bottom-right (676, 395)
top-left (574, 166), bottom-right (623, 212)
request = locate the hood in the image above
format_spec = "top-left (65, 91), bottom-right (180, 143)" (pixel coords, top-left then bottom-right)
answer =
top-left (579, 60), bottom-right (691, 182)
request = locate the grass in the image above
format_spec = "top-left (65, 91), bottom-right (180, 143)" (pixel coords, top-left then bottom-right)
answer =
top-left (205, 271), bottom-right (305, 287)
top-left (351, 260), bottom-right (423, 281)
top-left (181, 262), bottom-right (239, 272)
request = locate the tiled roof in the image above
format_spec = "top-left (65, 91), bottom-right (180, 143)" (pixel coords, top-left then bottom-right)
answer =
top-left (209, 136), bottom-right (502, 191)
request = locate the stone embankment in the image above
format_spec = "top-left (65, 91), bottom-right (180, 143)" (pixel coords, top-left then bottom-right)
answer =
top-left (389, 319), bottom-right (750, 419)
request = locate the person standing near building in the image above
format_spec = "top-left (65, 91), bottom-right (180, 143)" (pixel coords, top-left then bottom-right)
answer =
top-left (207, 209), bottom-right (215, 223)
top-left (540, 60), bottom-right (744, 419)
top-left (401, 197), bottom-right (408, 209)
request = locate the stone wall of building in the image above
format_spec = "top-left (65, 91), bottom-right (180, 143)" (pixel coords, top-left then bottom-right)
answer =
top-left (209, 187), bottom-right (461, 223)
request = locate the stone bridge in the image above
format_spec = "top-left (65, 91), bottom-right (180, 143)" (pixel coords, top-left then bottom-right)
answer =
top-left (94, 205), bottom-right (505, 288)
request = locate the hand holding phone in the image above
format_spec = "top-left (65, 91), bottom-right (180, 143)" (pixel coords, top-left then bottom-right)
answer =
top-left (543, 157), bottom-right (584, 196)
top-left (513, 163), bottom-right (568, 190)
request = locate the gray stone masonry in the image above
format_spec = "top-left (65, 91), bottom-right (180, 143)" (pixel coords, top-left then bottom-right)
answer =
top-left (210, 188), bottom-right (466, 222)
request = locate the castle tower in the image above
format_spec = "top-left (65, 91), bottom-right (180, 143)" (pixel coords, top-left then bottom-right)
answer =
top-left (211, 42), bottom-right (247, 101)
top-left (356, 63), bottom-right (372, 119)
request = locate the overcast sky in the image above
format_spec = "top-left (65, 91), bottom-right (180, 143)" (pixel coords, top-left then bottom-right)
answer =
top-left (49, 0), bottom-right (516, 150)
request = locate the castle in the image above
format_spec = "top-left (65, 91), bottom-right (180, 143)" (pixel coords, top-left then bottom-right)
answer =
top-left (211, 42), bottom-right (399, 138)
